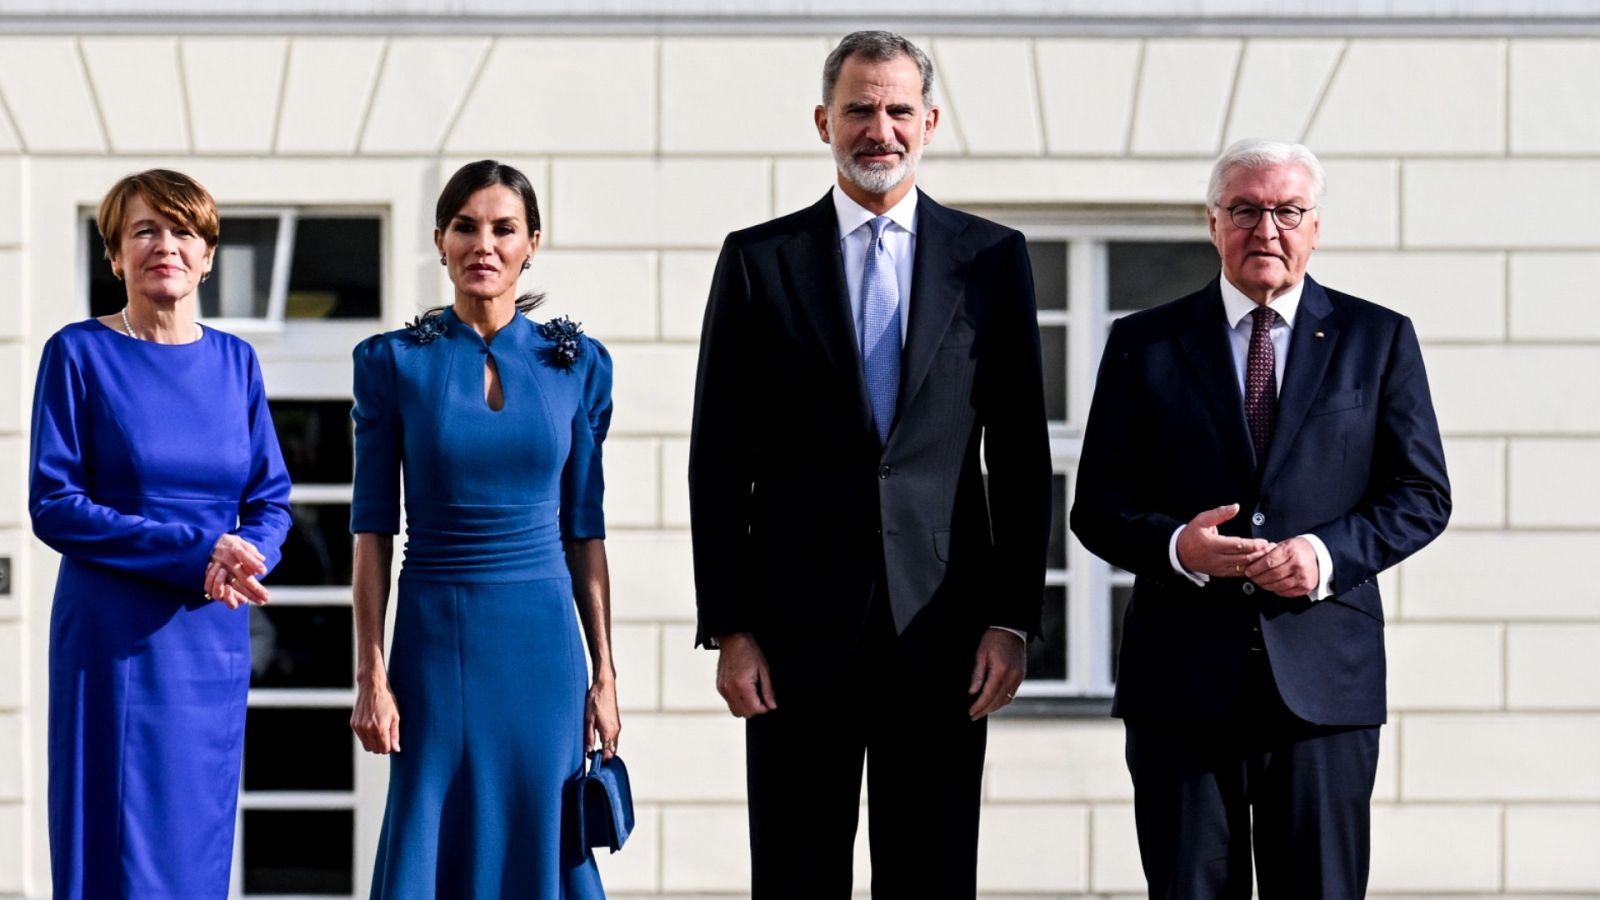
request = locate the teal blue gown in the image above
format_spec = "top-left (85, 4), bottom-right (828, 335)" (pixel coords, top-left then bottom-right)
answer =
top-left (351, 308), bottom-right (610, 898)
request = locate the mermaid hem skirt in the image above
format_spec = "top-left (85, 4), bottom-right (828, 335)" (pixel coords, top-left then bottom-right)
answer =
top-left (370, 575), bottom-right (604, 899)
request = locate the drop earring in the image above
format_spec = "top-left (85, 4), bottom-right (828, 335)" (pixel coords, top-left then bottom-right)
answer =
top-left (440, 255), bottom-right (447, 266)
top-left (522, 259), bottom-right (531, 271)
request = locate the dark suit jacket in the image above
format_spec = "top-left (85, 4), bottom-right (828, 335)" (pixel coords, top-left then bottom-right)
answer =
top-left (689, 191), bottom-right (1052, 697)
top-left (1070, 275), bottom-right (1450, 726)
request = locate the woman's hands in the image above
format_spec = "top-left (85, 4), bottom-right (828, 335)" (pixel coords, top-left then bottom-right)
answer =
top-left (352, 669), bottom-right (402, 754)
top-left (586, 674), bottom-right (621, 761)
top-left (205, 534), bottom-right (270, 608)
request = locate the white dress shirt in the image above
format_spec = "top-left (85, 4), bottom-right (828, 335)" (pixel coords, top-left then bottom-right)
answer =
top-left (833, 184), bottom-right (917, 347)
top-left (1166, 274), bottom-right (1336, 601)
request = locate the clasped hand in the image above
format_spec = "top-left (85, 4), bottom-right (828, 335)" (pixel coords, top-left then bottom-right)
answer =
top-left (205, 534), bottom-right (271, 608)
top-left (1176, 503), bottom-right (1320, 598)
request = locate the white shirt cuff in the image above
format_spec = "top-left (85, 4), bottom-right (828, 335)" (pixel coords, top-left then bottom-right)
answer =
top-left (1300, 533), bottom-right (1335, 601)
top-left (988, 625), bottom-right (1028, 641)
top-left (1169, 526), bottom-right (1209, 587)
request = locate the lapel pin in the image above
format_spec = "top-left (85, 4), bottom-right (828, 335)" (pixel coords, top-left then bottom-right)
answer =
top-left (1314, 331), bottom-right (1325, 339)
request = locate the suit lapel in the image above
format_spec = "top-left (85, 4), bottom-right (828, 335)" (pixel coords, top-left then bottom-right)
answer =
top-left (1260, 275), bottom-right (1338, 488)
top-left (776, 193), bottom-right (875, 435)
top-left (897, 193), bottom-right (972, 423)
top-left (1176, 281), bottom-right (1257, 477)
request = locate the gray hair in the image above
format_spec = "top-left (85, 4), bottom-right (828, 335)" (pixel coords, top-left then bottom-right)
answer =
top-left (1206, 139), bottom-right (1326, 209)
top-left (822, 31), bottom-right (935, 109)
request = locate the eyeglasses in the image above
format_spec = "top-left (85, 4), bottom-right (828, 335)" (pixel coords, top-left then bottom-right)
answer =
top-left (1225, 204), bottom-right (1314, 230)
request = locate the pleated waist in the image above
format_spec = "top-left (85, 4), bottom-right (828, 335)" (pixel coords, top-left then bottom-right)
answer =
top-left (400, 500), bottom-right (566, 583)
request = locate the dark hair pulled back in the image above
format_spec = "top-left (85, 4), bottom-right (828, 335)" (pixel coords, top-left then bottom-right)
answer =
top-left (435, 159), bottom-right (545, 313)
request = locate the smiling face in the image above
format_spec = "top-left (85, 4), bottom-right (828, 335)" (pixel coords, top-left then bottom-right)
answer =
top-left (435, 184), bottom-right (540, 305)
top-left (814, 51), bottom-right (939, 210)
top-left (111, 193), bottom-right (215, 305)
top-left (1208, 162), bottom-right (1321, 305)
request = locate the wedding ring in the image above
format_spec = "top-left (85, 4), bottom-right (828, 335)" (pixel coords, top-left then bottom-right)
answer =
top-left (1235, 564), bottom-right (1242, 575)
top-left (601, 740), bottom-right (617, 750)
top-left (1005, 692), bottom-right (1016, 700)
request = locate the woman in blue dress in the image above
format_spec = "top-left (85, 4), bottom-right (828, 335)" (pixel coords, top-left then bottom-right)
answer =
top-left (29, 169), bottom-right (293, 898)
top-left (349, 159), bottom-right (620, 898)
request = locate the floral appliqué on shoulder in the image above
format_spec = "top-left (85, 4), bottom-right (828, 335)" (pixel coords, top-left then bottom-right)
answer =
top-left (537, 316), bottom-right (585, 371)
top-left (403, 310), bottom-right (449, 345)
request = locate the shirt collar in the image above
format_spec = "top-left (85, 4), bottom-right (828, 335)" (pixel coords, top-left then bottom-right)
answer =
top-left (832, 183), bottom-right (919, 241)
top-left (1219, 272), bottom-right (1303, 330)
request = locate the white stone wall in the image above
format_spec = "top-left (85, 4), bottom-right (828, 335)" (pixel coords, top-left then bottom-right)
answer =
top-left (0, 30), bottom-right (1597, 898)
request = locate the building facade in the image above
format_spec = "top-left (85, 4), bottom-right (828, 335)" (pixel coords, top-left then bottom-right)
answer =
top-left (1, 2), bottom-right (1598, 896)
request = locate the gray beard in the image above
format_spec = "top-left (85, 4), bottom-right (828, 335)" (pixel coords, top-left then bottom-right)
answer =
top-left (835, 145), bottom-right (920, 195)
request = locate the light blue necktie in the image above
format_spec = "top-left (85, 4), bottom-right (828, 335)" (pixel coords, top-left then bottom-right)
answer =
top-left (860, 215), bottom-right (902, 445)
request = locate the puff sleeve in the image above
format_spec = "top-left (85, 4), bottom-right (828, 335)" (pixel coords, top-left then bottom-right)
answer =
top-left (559, 336), bottom-right (613, 541)
top-left (349, 335), bottom-right (402, 535)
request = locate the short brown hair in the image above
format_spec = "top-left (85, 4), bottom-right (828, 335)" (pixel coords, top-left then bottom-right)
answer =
top-left (96, 169), bottom-right (220, 262)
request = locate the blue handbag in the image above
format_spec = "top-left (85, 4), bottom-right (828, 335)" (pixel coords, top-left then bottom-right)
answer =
top-left (577, 750), bottom-right (634, 853)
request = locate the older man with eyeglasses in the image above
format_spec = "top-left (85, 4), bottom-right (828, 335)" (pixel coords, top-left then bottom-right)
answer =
top-left (1071, 139), bottom-right (1451, 898)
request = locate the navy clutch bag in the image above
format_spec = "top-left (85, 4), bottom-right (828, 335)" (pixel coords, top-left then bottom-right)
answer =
top-left (578, 750), bottom-right (634, 853)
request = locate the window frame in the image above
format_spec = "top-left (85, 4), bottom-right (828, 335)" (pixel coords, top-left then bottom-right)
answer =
top-left (204, 206), bottom-right (297, 331)
top-left (79, 204), bottom-right (386, 333)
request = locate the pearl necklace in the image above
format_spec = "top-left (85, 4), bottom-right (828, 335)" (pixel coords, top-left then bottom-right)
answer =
top-left (119, 306), bottom-right (200, 343)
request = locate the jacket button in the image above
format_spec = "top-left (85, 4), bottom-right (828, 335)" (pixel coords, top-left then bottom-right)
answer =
top-left (878, 465), bottom-right (891, 479)
top-left (1241, 582), bottom-right (1256, 596)
top-left (1251, 512), bottom-right (1266, 526)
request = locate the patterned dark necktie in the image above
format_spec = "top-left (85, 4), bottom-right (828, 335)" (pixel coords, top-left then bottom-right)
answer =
top-left (1245, 306), bottom-right (1278, 466)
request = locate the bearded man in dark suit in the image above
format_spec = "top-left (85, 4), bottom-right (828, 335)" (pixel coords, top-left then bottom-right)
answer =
top-left (689, 30), bottom-right (1052, 900)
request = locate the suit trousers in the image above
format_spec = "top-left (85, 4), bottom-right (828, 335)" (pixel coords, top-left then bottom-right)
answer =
top-left (744, 585), bottom-right (987, 900)
top-left (1124, 649), bottom-right (1379, 900)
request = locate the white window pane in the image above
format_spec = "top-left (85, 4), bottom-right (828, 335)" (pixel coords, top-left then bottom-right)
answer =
top-left (1048, 472), bottom-right (1069, 571)
top-left (249, 605), bottom-right (352, 690)
top-left (1028, 239), bottom-right (1068, 311)
top-left (1041, 324), bottom-right (1067, 422)
top-left (1026, 585), bottom-right (1068, 682)
top-left (201, 217), bottom-right (279, 319)
top-left (1110, 585), bottom-right (1135, 686)
top-left (242, 809), bottom-right (353, 895)
top-left (244, 707), bottom-right (353, 792)
top-left (287, 218), bottom-right (381, 319)
top-left (1107, 240), bottom-right (1218, 311)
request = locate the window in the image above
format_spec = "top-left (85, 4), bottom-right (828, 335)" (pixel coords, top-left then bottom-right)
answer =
top-left (85, 210), bottom-right (381, 327)
top-left (236, 398), bottom-right (363, 896)
top-left (987, 212), bottom-right (1218, 708)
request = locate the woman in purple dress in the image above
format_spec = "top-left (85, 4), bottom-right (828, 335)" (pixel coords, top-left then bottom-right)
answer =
top-left (29, 169), bottom-right (292, 898)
